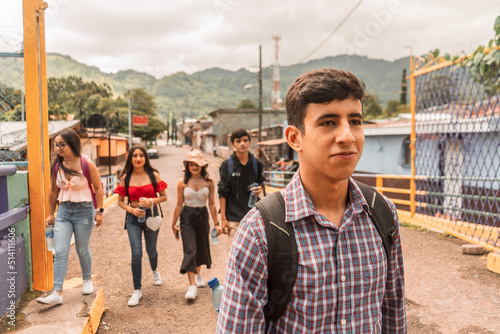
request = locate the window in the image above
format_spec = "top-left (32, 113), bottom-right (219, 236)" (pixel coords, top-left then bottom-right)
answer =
top-left (399, 136), bottom-right (411, 168)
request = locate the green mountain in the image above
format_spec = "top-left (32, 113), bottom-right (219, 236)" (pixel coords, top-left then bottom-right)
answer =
top-left (2, 52), bottom-right (410, 120)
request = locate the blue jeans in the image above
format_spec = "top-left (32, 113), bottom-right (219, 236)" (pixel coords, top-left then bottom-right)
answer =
top-left (53, 201), bottom-right (95, 291)
top-left (126, 207), bottom-right (159, 290)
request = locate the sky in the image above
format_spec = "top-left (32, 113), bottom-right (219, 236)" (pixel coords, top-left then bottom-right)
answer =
top-left (1, 0), bottom-right (499, 78)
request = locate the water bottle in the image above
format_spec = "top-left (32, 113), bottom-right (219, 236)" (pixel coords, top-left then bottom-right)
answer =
top-left (45, 226), bottom-right (54, 252)
top-left (211, 227), bottom-right (219, 245)
top-left (138, 206), bottom-right (146, 223)
top-left (248, 183), bottom-right (258, 208)
top-left (207, 277), bottom-right (224, 312)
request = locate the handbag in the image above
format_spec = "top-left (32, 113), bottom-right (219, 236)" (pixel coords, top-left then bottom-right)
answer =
top-left (146, 199), bottom-right (162, 231)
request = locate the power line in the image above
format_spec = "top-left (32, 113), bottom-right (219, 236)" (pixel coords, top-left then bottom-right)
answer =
top-left (296, 0), bottom-right (364, 64)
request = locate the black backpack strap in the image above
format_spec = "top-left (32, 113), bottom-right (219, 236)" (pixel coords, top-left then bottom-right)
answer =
top-left (355, 181), bottom-right (396, 261)
top-left (124, 173), bottom-right (132, 198)
top-left (255, 192), bottom-right (298, 331)
top-left (252, 157), bottom-right (258, 180)
top-left (227, 157), bottom-right (233, 181)
top-left (124, 173), bottom-right (131, 229)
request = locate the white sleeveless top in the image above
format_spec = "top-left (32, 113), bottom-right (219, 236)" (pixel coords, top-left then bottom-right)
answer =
top-left (184, 187), bottom-right (209, 207)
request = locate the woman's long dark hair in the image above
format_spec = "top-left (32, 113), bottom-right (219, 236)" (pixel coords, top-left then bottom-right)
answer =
top-left (120, 145), bottom-right (159, 179)
top-left (183, 163), bottom-right (210, 184)
top-left (50, 128), bottom-right (82, 181)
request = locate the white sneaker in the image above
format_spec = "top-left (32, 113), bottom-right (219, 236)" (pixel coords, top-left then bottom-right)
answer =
top-left (82, 280), bottom-right (94, 295)
top-left (128, 289), bottom-right (142, 307)
top-left (195, 274), bottom-right (205, 288)
top-left (37, 291), bottom-right (63, 305)
top-left (185, 285), bottom-right (197, 300)
top-left (152, 270), bottom-right (162, 286)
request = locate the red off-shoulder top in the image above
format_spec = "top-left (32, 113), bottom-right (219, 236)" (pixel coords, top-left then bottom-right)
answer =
top-left (114, 180), bottom-right (167, 201)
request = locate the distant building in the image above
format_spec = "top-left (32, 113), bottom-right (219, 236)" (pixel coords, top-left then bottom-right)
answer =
top-left (357, 114), bottom-right (412, 175)
top-left (208, 108), bottom-right (286, 148)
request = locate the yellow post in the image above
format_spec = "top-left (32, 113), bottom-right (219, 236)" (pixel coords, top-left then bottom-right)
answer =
top-left (409, 72), bottom-right (417, 217)
top-left (23, 0), bottom-right (52, 291)
top-left (376, 175), bottom-right (384, 194)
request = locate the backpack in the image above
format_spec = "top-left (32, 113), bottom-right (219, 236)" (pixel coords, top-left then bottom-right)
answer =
top-left (123, 169), bottom-right (164, 228)
top-left (53, 155), bottom-right (97, 208)
top-left (255, 181), bottom-right (397, 329)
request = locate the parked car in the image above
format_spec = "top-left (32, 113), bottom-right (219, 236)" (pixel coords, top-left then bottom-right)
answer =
top-left (147, 148), bottom-right (159, 159)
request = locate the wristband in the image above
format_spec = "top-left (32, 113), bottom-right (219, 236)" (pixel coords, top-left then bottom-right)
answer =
top-left (214, 222), bottom-right (220, 226)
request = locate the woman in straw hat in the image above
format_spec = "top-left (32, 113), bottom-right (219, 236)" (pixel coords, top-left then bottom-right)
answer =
top-left (171, 150), bottom-right (222, 300)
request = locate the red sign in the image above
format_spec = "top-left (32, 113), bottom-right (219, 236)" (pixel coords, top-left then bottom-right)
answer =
top-left (133, 116), bottom-right (148, 126)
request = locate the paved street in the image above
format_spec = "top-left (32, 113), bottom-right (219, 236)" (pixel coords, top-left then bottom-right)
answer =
top-left (5, 144), bottom-right (500, 333)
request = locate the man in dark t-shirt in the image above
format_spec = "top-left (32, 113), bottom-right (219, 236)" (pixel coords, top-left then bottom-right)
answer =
top-left (218, 128), bottom-right (265, 242)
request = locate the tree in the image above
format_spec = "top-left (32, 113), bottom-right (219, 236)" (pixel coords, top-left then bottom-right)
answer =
top-left (47, 76), bottom-right (113, 121)
top-left (362, 94), bottom-right (383, 120)
top-left (132, 118), bottom-right (168, 141)
top-left (0, 84), bottom-right (23, 121)
top-left (384, 100), bottom-right (402, 118)
top-left (125, 88), bottom-right (158, 116)
top-left (237, 99), bottom-right (257, 109)
top-left (400, 69), bottom-right (407, 105)
top-left (120, 89), bottom-right (167, 141)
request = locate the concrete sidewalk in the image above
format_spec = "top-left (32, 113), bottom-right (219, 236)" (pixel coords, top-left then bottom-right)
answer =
top-left (1, 193), bottom-right (118, 334)
top-left (14, 287), bottom-right (104, 334)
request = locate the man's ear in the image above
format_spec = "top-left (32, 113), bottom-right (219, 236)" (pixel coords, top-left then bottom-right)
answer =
top-left (285, 125), bottom-right (302, 152)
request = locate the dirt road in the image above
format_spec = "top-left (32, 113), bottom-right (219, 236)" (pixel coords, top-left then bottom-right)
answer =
top-left (69, 145), bottom-right (499, 333)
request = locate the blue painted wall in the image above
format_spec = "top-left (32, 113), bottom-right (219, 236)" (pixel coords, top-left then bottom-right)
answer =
top-left (357, 134), bottom-right (411, 175)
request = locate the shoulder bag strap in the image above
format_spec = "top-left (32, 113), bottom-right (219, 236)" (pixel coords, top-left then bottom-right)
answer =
top-left (256, 191), bottom-right (297, 330)
top-left (355, 181), bottom-right (396, 261)
top-left (81, 156), bottom-right (97, 208)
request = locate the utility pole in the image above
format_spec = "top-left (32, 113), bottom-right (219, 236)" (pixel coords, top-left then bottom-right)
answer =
top-left (108, 115), bottom-right (112, 176)
top-left (128, 99), bottom-right (132, 148)
top-left (258, 45), bottom-right (263, 142)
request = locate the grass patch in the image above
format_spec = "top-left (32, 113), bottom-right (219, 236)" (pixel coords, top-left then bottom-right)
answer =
top-left (400, 221), bottom-right (428, 231)
top-left (0, 290), bottom-right (42, 332)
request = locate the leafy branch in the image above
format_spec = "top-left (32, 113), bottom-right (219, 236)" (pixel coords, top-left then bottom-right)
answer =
top-left (422, 16), bottom-right (500, 94)
top-left (460, 16), bottom-right (500, 94)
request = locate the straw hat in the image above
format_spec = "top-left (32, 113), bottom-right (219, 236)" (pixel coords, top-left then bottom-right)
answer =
top-left (183, 150), bottom-right (208, 168)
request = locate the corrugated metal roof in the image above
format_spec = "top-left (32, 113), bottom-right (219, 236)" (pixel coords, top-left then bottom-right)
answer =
top-left (0, 120), bottom-right (80, 151)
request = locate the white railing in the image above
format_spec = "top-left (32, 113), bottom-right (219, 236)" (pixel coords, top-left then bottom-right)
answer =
top-left (100, 175), bottom-right (117, 198)
top-left (263, 170), bottom-right (296, 189)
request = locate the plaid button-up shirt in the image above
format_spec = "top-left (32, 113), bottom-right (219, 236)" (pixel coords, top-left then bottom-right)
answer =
top-left (216, 171), bottom-right (407, 333)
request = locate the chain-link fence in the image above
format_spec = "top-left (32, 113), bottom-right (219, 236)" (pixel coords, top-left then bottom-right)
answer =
top-left (413, 61), bottom-right (500, 248)
top-left (1, 5), bottom-right (26, 164)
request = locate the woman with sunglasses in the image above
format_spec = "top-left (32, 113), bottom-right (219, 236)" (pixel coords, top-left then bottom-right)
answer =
top-left (114, 145), bottom-right (167, 307)
top-left (37, 129), bottom-right (104, 305)
top-left (171, 150), bottom-right (221, 300)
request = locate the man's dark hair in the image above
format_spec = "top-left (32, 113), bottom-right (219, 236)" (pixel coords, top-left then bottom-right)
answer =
top-left (230, 128), bottom-right (250, 144)
top-left (285, 68), bottom-right (366, 132)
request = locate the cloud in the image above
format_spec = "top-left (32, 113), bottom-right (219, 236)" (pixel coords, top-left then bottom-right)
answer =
top-left (1, 0), bottom-right (498, 77)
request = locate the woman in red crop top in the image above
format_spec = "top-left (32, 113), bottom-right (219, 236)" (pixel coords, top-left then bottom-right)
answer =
top-left (114, 145), bottom-right (167, 307)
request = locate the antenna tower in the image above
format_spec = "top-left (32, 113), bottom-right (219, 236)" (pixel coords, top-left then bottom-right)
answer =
top-left (271, 35), bottom-right (282, 109)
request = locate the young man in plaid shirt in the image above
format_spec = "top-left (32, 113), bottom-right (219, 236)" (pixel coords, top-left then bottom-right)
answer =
top-left (217, 68), bottom-right (407, 333)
